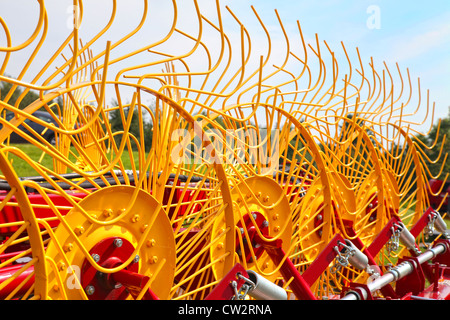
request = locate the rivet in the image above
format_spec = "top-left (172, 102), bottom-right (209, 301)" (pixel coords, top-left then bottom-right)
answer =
top-left (53, 284), bottom-right (59, 292)
top-left (217, 242), bottom-right (223, 249)
top-left (272, 214), bottom-right (279, 221)
top-left (148, 256), bottom-right (158, 264)
top-left (64, 243), bottom-right (73, 252)
top-left (85, 285), bottom-right (95, 296)
top-left (140, 224), bottom-right (148, 233)
top-left (74, 226), bottom-right (85, 236)
top-left (113, 238), bottom-right (123, 248)
top-left (103, 209), bottom-right (113, 217)
top-left (274, 226), bottom-right (281, 232)
top-left (147, 239), bottom-right (156, 247)
top-left (58, 262), bottom-right (66, 271)
top-left (92, 253), bottom-right (100, 263)
top-left (263, 196), bottom-right (269, 202)
top-left (131, 214), bottom-right (140, 223)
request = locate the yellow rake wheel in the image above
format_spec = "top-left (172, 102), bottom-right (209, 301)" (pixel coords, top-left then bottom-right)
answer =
top-left (195, 102), bottom-right (340, 297)
top-left (0, 149), bottom-right (46, 300)
top-left (0, 83), bottom-right (237, 300)
top-left (304, 116), bottom-right (388, 245)
top-left (299, 116), bottom-right (389, 293)
top-left (44, 185), bottom-right (175, 300)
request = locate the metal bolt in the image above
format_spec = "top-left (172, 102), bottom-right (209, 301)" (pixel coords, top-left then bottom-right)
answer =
top-left (63, 243), bottom-right (73, 252)
top-left (74, 226), bottom-right (85, 236)
top-left (92, 253), bottom-right (100, 263)
top-left (103, 209), bottom-right (113, 217)
top-left (262, 220), bottom-right (269, 228)
top-left (113, 238), bottom-right (123, 248)
top-left (146, 239), bottom-right (156, 247)
top-left (133, 255), bottom-right (140, 263)
top-left (85, 285), bottom-right (95, 296)
top-left (58, 262), bottom-right (66, 271)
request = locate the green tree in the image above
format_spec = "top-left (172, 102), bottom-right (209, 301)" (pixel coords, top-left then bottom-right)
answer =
top-left (415, 108), bottom-right (450, 178)
top-left (109, 99), bottom-right (153, 152)
top-left (1, 78), bottom-right (63, 111)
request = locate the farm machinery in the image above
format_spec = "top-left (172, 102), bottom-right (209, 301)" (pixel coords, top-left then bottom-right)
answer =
top-left (0, 0), bottom-right (449, 300)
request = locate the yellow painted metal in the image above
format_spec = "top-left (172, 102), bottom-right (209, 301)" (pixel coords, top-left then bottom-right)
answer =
top-left (211, 176), bottom-right (292, 282)
top-left (0, 0), bottom-right (447, 301)
top-left (45, 185), bottom-right (175, 300)
top-left (0, 148), bottom-right (47, 299)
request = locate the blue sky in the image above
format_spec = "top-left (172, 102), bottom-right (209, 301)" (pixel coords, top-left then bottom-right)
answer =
top-left (1, 0), bottom-right (449, 130)
top-left (233, 0), bottom-right (450, 124)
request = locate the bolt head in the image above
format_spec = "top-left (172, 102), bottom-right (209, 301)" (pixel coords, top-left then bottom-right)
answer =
top-left (85, 285), bottom-right (95, 296)
top-left (91, 253), bottom-right (100, 263)
top-left (113, 238), bottom-right (123, 248)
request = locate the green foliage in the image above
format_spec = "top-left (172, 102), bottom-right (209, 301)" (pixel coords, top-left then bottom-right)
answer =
top-left (0, 80), bottom-right (40, 109)
top-left (0, 77), bottom-right (63, 111)
top-left (415, 111), bottom-right (450, 178)
top-left (109, 99), bottom-right (153, 152)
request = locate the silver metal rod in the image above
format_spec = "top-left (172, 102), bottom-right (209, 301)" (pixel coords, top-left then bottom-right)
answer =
top-left (341, 243), bottom-right (447, 300)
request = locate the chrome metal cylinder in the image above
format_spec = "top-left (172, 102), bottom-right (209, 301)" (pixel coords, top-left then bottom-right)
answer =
top-left (417, 242), bottom-right (447, 265)
top-left (344, 239), bottom-right (369, 271)
top-left (434, 212), bottom-right (449, 238)
top-left (398, 223), bottom-right (417, 251)
top-left (341, 242), bottom-right (448, 300)
top-left (246, 270), bottom-right (288, 300)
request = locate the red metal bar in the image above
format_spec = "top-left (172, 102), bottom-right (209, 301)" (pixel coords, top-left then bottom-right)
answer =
top-left (0, 264), bottom-right (34, 299)
top-left (410, 206), bottom-right (435, 238)
top-left (341, 219), bottom-right (398, 299)
top-left (253, 232), bottom-right (316, 300)
top-left (301, 233), bottom-right (345, 287)
top-left (111, 269), bottom-right (159, 300)
top-left (367, 216), bottom-right (403, 257)
top-left (205, 263), bottom-right (249, 300)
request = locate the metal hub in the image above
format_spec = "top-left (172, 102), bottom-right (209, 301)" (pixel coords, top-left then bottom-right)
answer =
top-left (236, 211), bottom-right (270, 263)
top-left (45, 185), bottom-right (176, 300)
top-left (81, 237), bottom-right (138, 300)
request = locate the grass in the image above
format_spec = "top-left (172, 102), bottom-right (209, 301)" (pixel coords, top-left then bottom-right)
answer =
top-left (4, 143), bottom-right (139, 178)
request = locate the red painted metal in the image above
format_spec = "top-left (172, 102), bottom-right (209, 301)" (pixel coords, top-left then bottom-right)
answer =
top-left (236, 212), bottom-right (270, 263)
top-left (253, 231), bottom-right (317, 300)
top-left (0, 264), bottom-right (34, 299)
top-left (80, 237), bottom-right (140, 300)
top-left (410, 206), bottom-right (436, 238)
top-left (301, 233), bottom-right (346, 288)
top-left (0, 191), bottom-right (87, 234)
top-left (395, 256), bottom-right (426, 297)
top-left (205, 263), bottom-right (249, 300)
top-left (111, 269), bottom-right (159, 300)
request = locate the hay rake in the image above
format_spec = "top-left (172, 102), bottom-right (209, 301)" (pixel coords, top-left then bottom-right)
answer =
top-left (0, 0), bottom-right (449, 300)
